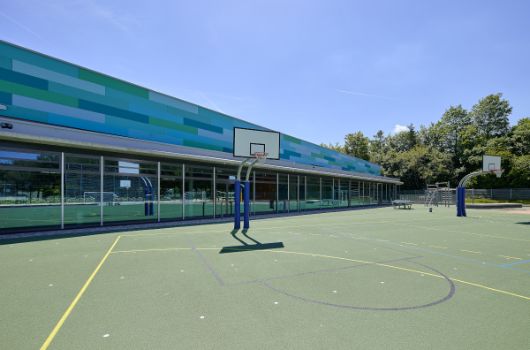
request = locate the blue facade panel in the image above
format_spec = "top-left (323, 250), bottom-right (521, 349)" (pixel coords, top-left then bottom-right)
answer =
top-left (0, 41), bottom-right (381, 176)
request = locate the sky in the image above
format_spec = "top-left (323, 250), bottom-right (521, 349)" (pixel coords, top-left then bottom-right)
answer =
top-left (1, 0), bottom-right (529, 145)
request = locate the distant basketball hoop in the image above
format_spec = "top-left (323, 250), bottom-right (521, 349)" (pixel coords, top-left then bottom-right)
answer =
top-left (483, 155), bottom-right (503, 178)
top-left (457, 155), bottom-right (503, 217)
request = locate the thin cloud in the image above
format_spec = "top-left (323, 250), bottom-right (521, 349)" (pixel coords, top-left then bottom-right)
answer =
top-left (83, 1), bottom-right (136, 33)
top-left (51, 1), bottom-right (138, 34)
top-left (336, 89), bottom-right (398, 101)
top-left (197, 90), bottom-right (225, 114)
top-left (0, 11), bottom-right (41, 39)
top-left (392, 124), bottom-right (409, 134)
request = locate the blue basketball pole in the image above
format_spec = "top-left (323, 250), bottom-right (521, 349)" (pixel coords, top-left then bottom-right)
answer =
top-left (461, 187), bottom-right (466, 217)
top-left (456, 186), bottom-right (466, 217)
top-left (234, 180), bottom-right (241, 229)
top-left (243, 180), bottom-right (250, 229)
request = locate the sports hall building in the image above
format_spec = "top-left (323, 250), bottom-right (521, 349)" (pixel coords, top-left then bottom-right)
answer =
top-left (0, 41), bottom-right (401, 234)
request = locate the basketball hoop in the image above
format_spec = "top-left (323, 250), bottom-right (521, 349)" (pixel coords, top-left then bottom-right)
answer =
top-left (492, 169), bottom-right (503, 178)
top-left (253, 151), bottom-right (268, 160)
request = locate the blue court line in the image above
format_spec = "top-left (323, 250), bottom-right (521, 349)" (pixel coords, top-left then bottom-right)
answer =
top-left (499, 259), bottom-right (530, 267)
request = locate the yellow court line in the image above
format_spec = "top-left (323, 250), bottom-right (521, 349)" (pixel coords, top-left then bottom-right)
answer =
top-left (259, 250), bottom-right (530, 302)
top-left (107, 246), bottom-right (530, 302)
top-left (264, 249), bottom-right (528, 305)
top-left (112, 247), bottom-right (218, 254)
top-left (499, 255), bottom-right (522, 260)
top-left (401, 242), bottom-right (418, 246)
top-left (450, 278), bottom-right (530, 301)
top-left (429, 245), bottom-right (448, 249)
top-left (122, 217), bottom-right (451, 238)
top-left (39, 235), bottom-right (122, 350)
top-left (460, 249), bottom-right (481, 254)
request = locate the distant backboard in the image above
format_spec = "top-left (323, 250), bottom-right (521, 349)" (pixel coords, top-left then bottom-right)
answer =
top-left (483, 155), bottom-right (501, 172)
top-left (233, 127), bottom-right (280, 159)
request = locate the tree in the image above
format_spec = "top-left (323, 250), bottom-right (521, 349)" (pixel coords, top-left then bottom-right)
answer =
top-left (369, 130), bottom-right (387, 164)
top-left (320, 142), bottom-right (344, 153)
top-left (406, 123), bottom-right (417, 149)
top-left (319, 93), bottom-right (527, 189)
top-left (344, 132), bottom-right (370, 161)
top-left (508, 155), bottom-right (530, 188)
top-left (434, 105), bottom-right (470, 154)
top-left (387, 127), bottom-right (415, 153)
top-left (386, 145), bottom-right (453, 189)
top-left (510, 117), bottom-right (530, 156)
top-left (470, 93), bottom-right (512, 139)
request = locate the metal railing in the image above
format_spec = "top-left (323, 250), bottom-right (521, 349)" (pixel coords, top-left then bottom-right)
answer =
top-left (399, 188), bottom-right (530, 205)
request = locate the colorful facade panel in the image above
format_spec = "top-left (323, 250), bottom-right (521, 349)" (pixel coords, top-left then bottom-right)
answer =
top-left (0, 41), bottom-right (380, 175)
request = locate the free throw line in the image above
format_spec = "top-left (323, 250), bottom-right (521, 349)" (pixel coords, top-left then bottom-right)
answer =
top-left (39, 235), bottom-right (122, 350)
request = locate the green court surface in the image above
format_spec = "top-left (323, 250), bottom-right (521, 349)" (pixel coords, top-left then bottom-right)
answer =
top-left (1, 207), bottom-right (529, 349)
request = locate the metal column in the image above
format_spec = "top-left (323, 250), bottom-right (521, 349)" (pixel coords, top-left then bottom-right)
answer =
top-left (319, 177), bottom-right (322, 209)
top-left (100, 156), bottom-right (104, 226)
top-left (332, 178), bottom-right (335, 207)
top-left (276, 173), bottom-right (279, 213)
top-left (60, 152), bottom-right (64, 229)
top-left (213, 167), bottom-right (216, 218)
top-left (182, 164), bottom-right (185, 220)
top-left (157, 162), bottom-right (161, 222)
top-left (287, 174), bottom-right (290, 213)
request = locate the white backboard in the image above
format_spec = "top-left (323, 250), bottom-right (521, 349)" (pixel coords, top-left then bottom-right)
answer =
top-left (233, 127), bottom-right (280, 159)
top-left (483, 155), bottom-right (501, 172)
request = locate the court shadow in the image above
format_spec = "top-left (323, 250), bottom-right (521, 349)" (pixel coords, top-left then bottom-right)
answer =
top-left (220, 229), bottom-right (284, 254)
top-left (230, 229), bottom-right (248, 246)
top-left (219, 242), bottom-right (285, 254)
top-left (241, 228), bottom-right (261, 244)
top-left (515, 222), bottom-right (530, 225)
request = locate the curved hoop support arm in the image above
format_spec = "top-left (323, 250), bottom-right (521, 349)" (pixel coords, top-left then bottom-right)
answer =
top-left (245, 158), bottom-right (264, 182)
top-left (458, 170), bottom-right (488, 188)
top-left (236, 159), bottom-right (252, 181)
top-left (456, 169), bottom-right (500, 218)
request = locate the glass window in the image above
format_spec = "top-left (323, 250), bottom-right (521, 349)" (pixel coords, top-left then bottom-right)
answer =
top-left (288, 175), bottom-right (299, 212)
top-left (103, 157), bottom-right (158, 224)
top-left (254, 170), bottom-right (276, 214)
top-left (303, 176), bottom-right (320, 211)
top-left (215, 167), bottom-right (237, 218)
top-left (184, 165), bottom-right (214, 219)
top-left (298, 176), bottom-right (306, 211)
top-left (64, 154), bottom-right (101, 227)
top-left (0, 147), bottom-right (61, 231)
top-left (322, 177), bottom-right (333, 208)
top-left (160, 162), bottom-right (182, 221)
top-left (277, 173), bottom-right (288, 213)
top-left (337, 179), bottom-right (349, 207)
top-left (360, 181), bottom-right (368, 205)
top-left (350, 181), bottom-right (361, 206)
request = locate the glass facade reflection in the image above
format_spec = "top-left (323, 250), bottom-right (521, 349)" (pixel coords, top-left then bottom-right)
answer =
top-left (64, 154), bottom-right (101, 227)
top-left (0, 144), bottom-right (397, 234)
top-left (0, 147), bottom-right (61, 230)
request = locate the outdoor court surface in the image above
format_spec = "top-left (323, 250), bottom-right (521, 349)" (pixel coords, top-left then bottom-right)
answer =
top-left (1, 207), bottom-right (529, 350)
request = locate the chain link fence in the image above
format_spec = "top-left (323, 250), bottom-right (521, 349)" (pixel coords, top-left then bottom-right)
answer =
top-left (399, 188), bottom-right (530, 205)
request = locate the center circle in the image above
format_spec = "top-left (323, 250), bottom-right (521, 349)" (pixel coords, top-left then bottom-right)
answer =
top-left (260, 251), bottom-right (455, 311)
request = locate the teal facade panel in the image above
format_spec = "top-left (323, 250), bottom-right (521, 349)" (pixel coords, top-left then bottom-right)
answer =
top-left (0, 40), bottom-right (381, 176)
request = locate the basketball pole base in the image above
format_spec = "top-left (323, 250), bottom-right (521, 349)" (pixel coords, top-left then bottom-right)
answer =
top-left (456, 187), bottom-right (466, 217)
top-left (234, 180), bottom-right (241, 230)
top-left (243, 180), bottom-right (250, 229)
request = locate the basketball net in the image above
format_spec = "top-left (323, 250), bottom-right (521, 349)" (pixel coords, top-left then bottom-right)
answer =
top-left (492, 169), bottom-right (503, 178)
top-left (253, 152), bottom-right (268, 161)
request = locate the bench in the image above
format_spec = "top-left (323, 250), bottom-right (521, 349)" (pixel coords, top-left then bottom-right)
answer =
top-left (392, 200), bottom-right (413, 209)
